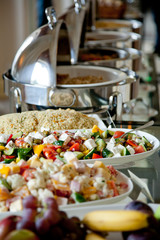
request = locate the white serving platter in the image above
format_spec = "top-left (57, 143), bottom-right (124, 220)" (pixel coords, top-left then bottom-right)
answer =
top-left (59, 170), bottom-right (133, 209)
top-left (0, 170), bottom-right (133, 221)
top-left (79, 128), bottom-right (160, 166)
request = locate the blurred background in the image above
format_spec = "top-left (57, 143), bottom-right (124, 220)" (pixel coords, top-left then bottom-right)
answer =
top-left (0, 0), bottom-right (158, 115)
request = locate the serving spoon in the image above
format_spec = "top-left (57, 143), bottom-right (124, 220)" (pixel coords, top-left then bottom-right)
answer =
top-left (117, 120), bottom-right (154, 139)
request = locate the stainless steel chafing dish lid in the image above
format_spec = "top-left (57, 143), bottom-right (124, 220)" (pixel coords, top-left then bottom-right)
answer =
top-left (10, 1), bottom-right (87, 87)
top-left (85, 31), bottom-right (141, 48)
top-left (94, 19), bottom-right (142, 34)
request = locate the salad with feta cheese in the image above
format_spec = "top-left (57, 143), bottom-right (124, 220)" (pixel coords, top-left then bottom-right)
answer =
top-left (0, 159), bottom-right (130, 212)
top-left (0, 125), bottom-right (154, 166)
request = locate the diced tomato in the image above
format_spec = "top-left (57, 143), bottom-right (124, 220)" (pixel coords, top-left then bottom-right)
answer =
top-left (22, 169), bottom-right (36, 181)
top-left (107, 180), bottom-right (119, 196)
top-left (92, 153), bottom-right (103, 159)
top-left (43, 145), bottom-right (57, 160)
top-left (15, 138), bottom-right (25, 147)
top-left (126, 139), bottom-right (138, 148)
top-left (107, 165), bottom-right (117, 176)
top-left (69, 143), bottom-right (80, 151)
top-left (134, 145), bottom-right (145, 154)
top-left (113, 131), bottom-right (125, 139)
top-left (7, 134), bottom-right (13, 144)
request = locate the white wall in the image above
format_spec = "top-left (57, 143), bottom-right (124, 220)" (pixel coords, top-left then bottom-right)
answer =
top-left (0, 0), bottom-right (37, 98)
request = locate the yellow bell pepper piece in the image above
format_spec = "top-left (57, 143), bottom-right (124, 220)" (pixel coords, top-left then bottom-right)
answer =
top-left (0, 165), bottom-right (10, 177)
top-left (16, 158), bottom-right (20, 163)
top-left (0, 188), bottom-right (11, 201)
top-left (0, 146), bottom-right (5, 151)
top-left (33, 144), bottom-right (46, 157)
top-left (83, 149), bottom-right (90, 156)
top-left (92, 125), bottom-right (104, 134)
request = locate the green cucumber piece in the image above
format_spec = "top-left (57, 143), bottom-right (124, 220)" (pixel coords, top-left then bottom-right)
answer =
top-left (102, 148), bottom-right (113, 158)
top-left (96, 138), bottom-right (106, 151)
top-left (108, 130), bottom-right (114, 137)
top-left (3, 148), bottom-right (15, 156)
top-left (101, 130), bottom-right (108, 139)
top-left (12, 131), bottom-right (23, 139)
top-left (73, 151), bottom-right (84, 159)
top-left (142, 136), bottom-right (150, 144)
top-left (84, 148), bottom-right (96, 159)
top-left (121, 147), bottom-right (131, 156)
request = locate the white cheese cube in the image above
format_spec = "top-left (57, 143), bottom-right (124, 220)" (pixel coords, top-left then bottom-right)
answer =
top-left (7, 174), bottom-right (26, 190)
top-left (24, 135), bottom-right (33, 145)
top-left (84, 139), bottom-right (97, 150)
top-left (28, 132), bottom-right (43, 140)
top-left (38, 188), bottom-right (54, 203)
top-left (64, 151), bottom-right (78, 163)
top-left (106, 142), bottom-right (114, 153)
top-left (43, 134), bottom-right (57, 144)
top-left (10, 199), bottom-right (23, 212)
top-left (113, 144), bottom-right (125, 155)
top-left (0, 134), bottom-right (10, 143)
top-left (74, 130), bottom-right (91, 139)
top-left (126, 145), bottom-right (135, 155)
top-left (59, 132), bottom-right (71, 145)
top-left (110, 137), bottom-right (116, 144)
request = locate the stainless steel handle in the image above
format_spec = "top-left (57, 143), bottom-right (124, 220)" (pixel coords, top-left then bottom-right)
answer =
top-left (45, 7), bottom-right (57, 30)
top-left (120, 120), bottom-right (154, 139)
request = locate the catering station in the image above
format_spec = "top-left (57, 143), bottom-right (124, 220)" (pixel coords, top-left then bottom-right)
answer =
top-left (0, 0), bottom-right (160, 239)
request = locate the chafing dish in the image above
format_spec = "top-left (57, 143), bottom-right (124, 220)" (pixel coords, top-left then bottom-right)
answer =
top-left (85, 31), bottom-right (141, 50)
top-left (2, 2), bottom-right (139, 122)
top-left (77, 46), bottom-right (141, 71)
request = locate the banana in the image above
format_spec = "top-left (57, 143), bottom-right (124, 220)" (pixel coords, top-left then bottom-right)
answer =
top-left (83, 210), bottom-right (149, 232)
top-left (85, 232), bottom-right (107, 240)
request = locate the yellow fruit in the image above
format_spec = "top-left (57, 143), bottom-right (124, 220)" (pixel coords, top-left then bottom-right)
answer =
top-left (85, 232), bottom-right (107, 240)
top-left (83, 210), bottom-right (149, 232)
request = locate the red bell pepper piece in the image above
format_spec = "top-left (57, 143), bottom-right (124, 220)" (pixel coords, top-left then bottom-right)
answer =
top-left (126, 139), bottom-right (138, 148)
top-left (69, 142), bottom-right (80, 151)
top-left (2, 155), bottom-right (16, 159)
top-left (92, 153), bottom-right (103, 159)
top-left (6, 134), bottom-right (13, 144)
